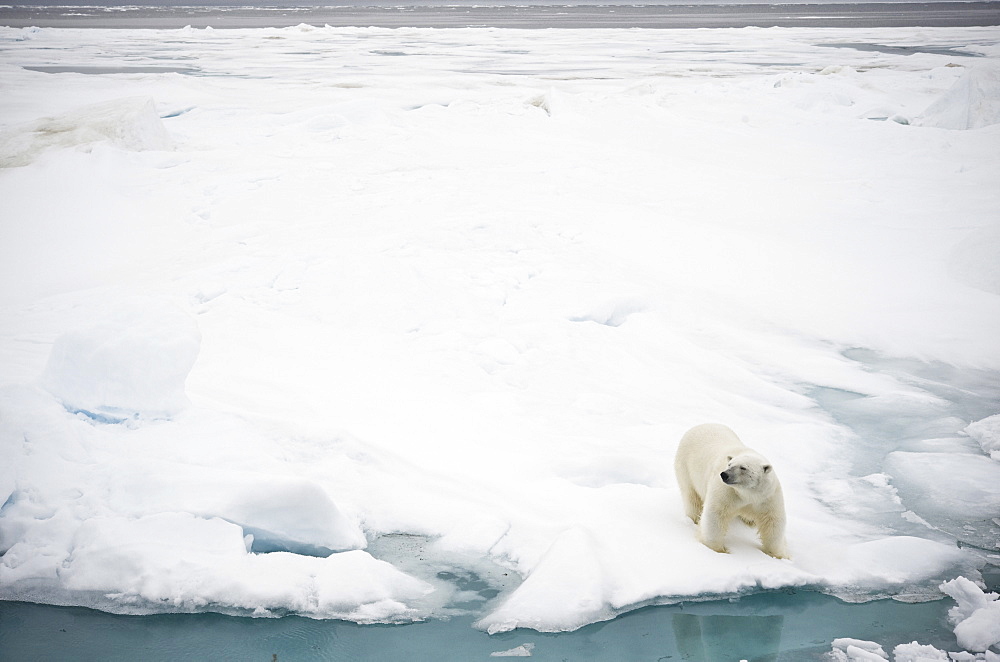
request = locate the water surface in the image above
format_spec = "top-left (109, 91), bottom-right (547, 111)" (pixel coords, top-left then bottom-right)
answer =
top-left (0, 590), bottom-right (961, 661)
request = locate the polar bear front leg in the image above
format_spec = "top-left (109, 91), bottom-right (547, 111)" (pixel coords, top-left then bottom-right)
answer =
top-left (757, 513), bottom-right (788, 559)
top-left (698, 499), bottom-right (731, 553)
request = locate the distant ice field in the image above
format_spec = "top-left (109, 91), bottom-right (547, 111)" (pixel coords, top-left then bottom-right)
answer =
top-left (0, 19), bottom-right (999, 657)
top-left (2, 2), bottom-right (999, 29)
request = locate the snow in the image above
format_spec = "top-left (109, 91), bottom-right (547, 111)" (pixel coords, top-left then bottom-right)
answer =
top-left (477, 526), bottom-right (613, 634)
top-left (891, 642), bottom-right (950, 662)
top-left (40, 301), bottom-right (201, 422)
top-left (830, 638), bottom-right (890, 662)
top-left (941, 578), bottom-right (1000, 654)
top-left (0, 22), bottom-right (999, 647)
top-left (60, 513), bottom-right (429, 620)
top-left (917, 65), bottom-right (1000, 131)
top-left (0, 96), bottom-right (173, 168)
top-left (491, 642), bottom-right (535, 657)
top-left (967, 415), bottom-right (1000, 461)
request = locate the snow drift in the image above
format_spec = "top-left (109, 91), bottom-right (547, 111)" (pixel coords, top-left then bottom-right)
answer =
top-left (918, 65), bottom-right (1000, 130)
top-left (40, 301), bottom-right (200, 422)
top-left (0, 97), bottom-right (173, 168)
top-left (967, 415), bottom-right (1000, 461)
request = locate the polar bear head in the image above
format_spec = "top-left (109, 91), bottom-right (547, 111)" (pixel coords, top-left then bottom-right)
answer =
top-left (720, 452), bottom-right (773, 491)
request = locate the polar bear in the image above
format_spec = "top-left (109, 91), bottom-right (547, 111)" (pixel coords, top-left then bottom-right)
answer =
top-left (674, 423), bottom-right (788, 558)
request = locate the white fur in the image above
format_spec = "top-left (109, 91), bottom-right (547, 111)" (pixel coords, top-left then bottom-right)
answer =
top-left (674, 423), bottom-right (788, 558)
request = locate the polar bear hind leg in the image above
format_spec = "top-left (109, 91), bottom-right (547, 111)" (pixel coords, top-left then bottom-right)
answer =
top-left (675, 461), bottom-right (704, 524)
top-left (681, 487), bottom-right (704, 525)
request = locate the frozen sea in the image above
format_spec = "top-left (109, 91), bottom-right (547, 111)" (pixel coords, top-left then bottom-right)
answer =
top-left (2, 1), bottom-right (1000, 29)
top-left (1, 5), bottom-right (1000, 661)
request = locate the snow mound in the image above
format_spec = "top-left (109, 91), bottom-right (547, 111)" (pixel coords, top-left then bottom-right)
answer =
top-left (940, 577), bottom-right (1000, 653)
top-left (891, 642), bottom-right (950, 661)
top-left (0, 97), bottom-right (173, 167)
top-left (966, 415), bottom-right (1000, 461)
top-left (829, 638), bottom-right (889, 661)
top-left (917, 66), bottom-right (1000, 130)
top-left (40, 301), bottom-right (201, 421)
top-left (0, 384), bottom-right (375, 621)
top-left (59, 512), bottom-right (430, 620)
top-left (108, 468), bottom-right (367, 554)
top-left (476, 527), bottom-right (613, 634)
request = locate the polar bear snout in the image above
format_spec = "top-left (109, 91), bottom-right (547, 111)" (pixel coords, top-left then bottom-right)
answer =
top-left (721, 463), bottom-right (747, 485)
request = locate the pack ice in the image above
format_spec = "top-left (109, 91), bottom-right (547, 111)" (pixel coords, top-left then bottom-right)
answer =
top-left (0, 24), bottom-right (999, 640)
top-left (827, 578), bottom-right (1000, 659)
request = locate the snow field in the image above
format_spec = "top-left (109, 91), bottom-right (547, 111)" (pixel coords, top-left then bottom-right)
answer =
top-left (0, 23), bottom-right (999, 645)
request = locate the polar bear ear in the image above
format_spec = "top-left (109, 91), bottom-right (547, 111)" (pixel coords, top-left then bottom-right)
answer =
top-left (726, 456), bottom-right (733, 462)
top-left (763, 464), bottom-right (772, 473)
